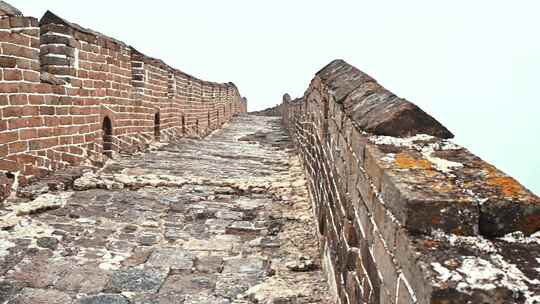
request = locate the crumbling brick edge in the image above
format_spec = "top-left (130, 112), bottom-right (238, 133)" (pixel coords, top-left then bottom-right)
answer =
top-left (271, 59), bottom-right (540, 304)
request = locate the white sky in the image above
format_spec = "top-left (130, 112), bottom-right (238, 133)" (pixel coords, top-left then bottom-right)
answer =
top-left (12, 0), bottom-right (540, 194)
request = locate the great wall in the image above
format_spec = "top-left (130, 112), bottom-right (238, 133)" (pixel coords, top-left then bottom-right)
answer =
top-left (0, 1), bottom-right (247, 202)
top-left (0, 1), bottom-right (539, 304)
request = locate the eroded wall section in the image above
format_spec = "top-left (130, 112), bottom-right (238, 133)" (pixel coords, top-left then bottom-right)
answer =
top-left (280, 59), bottom-right (540, 304)
top-left (0, 3), bottom-right (247, 199)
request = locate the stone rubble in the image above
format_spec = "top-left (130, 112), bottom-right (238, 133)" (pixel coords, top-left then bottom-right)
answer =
top-left (0, 116), bottom-right (330, 304)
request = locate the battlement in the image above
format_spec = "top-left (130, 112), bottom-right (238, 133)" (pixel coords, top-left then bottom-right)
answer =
top-left (0, 2), bottom-right (247, 200)
top-left (279, 59), bottom-right (540, 303)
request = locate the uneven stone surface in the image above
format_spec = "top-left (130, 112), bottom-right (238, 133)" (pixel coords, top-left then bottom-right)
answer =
top-left (0, 116), bottom-right (330, 303)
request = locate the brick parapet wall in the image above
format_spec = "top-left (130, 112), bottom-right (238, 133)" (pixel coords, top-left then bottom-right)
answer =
top-left (279, 59), bottom-right (540, 303)
top-left (0, 3), bottom-right (246, 200)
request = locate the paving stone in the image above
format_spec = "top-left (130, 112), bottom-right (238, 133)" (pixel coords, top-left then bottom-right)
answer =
top-left (54, 264), bottom-right (110, 294)
top-left (183, 237), bottom-right (236, 252)
top-left (6, 254), bottom-right (59, 288)
top-left (248, 237), bottom-right (280, 248)
top-left (215, 273), bottom-right (265, 299)
top-left (0, 281), bottom-right (22, 303)
top-left (184, 293), bottom-right (230, 304)
top-left (164, 227), bottom-right (188, 241)
top-left (0, 116), bottom-right (330, 303)
top-left (225, 221), bottom-right (265, 235)
top-left (7, 288), bottom-right (72, 304)
top-left (146, 248), bottom-right (194, 271)
top-left (215, 210), bottom-right (243, 220)
top-left (107, 268), bottom-right (167, 293)
top-left (138, 234), bottom-right (160, 246)
top-left (132, 292), bottom-right (185, 304)
top-left (222, 256), bottom-right (269, 274)
top-left (78, 294), bottom-right (130, 304)
top-left (160, 274), bottom-right (216, 294)
top-left (36, 237), bottom-right (59, 250)
top-left (122, 248), bottom-right (153, 267)
top-left (195, 256), bottom-right (224, 273)
top-left (204, 219), bottom-right (233, 233)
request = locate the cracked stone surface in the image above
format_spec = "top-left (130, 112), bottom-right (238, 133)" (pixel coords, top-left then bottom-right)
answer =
top-left (0, 115), bottom-right (330, 303)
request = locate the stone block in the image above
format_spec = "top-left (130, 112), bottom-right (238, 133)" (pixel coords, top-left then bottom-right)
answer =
top-left (396, 276), bottom-right (415, 304)
top-left (373, 233), bottom-right (399, 300)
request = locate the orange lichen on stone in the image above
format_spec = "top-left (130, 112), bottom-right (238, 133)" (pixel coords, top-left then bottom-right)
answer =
top-left (483, 164), bottom-right (527, 198)
top-left (394, 152), bottom-right (432, 170)
top-left (487, 176), bottom-right (526, 197)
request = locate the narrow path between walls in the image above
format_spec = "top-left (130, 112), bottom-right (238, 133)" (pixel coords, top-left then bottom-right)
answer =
top-left (0, 116), bottom-right (331, 304)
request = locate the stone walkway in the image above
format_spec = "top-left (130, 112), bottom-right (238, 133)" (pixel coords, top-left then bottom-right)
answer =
top-left (0, 116), bottom-right (330, 304)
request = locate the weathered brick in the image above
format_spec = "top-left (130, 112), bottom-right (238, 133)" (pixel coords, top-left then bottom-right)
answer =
top-left (3, 69), bottom-right (22, 81)
top-left (8, 141), bottom-right (27, 153)
top-left (23, 70), bottom-right (40, 82)
top-left (2, 43), bottom-right (38, 59)
top-left (0, 130), bottom-right (19, 143)
top-left (0, 55), bottom-right (17, 68)
top-left (373, 234), bottom-right (399, 300)
top-left (19, 128), bottom-right (37, 140)
top-left (396, 276), bottom-right (415, 304)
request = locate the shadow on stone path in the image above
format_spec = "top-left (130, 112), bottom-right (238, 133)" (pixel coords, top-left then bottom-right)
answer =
top-left (0, 115), bottom-right (330, 304)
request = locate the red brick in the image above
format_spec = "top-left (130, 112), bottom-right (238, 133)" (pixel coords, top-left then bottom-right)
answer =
top-left (29, 137), bottom-right (59, 150)
top-left (2, 44), bottom-right (38, 60)
top-left (23, 70), bottom-right (40, 82)
top-left (0, 120), bottom-right (7, 131)
top-left (59, 116), bottom-right (72, 126)
top-left (21, 106), bottom-right (39, 116)
top-left (39, 106), bottom-right (55, 115)
top-left (3, 69), bottom-right (22, 81)
top-left (30, 37), bottom-right (39, 49)
top-left (43, 116), bottom-right (58, 127)
top-left (0, 56), bottom-right (17, 68)
top-left (0, 18), bottom-right (10, 29)
top-left (69, 146), bottom-right (84, 155)
top-left (37, 128), bottom-right (54, 138)
top-left (0, 83), bottom-right (19, 93)
top-left (0, 144), bottom-right (8, 157)
top-left (9, 16), bottom-right (31, 28)
top-left (8, 141), bottom-right (27, 153)
top-left (2, 106), bottom-right (19, 118)
top-left (28, 95), bottom-right (44, 105)
top-left (73, 135), bottom-right (84, 144)
top-left (0, 131), bottom-right (19, 143)
top-left (19, 128), bottom-right (37, 140)
top-left (56, 107), bottom-right (69, 115)
top-left (32, 84), bottom-right (53, 94)
top-left (27, 117), bottom-right (43, 128)
top-left (59, 136), bottom-right (73, 145)
top-left (6, 32), bottom-right (31, 47)
top-left (72, 116), bottom-right (86, 124)
top-left (8, 118), bottom-right (27, 129)
top-left (0, 159), bottom-right (19, 172)
top-left (0, 95), bottom-right (8, 106)
top-left (61, 153), bottom-right (83, 164)
top-left (9, 95), bottom-right (27, 105)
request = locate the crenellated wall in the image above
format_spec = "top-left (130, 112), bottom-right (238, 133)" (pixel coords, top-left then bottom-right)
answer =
top-left (278, 59), bottom-right (540, 303)
top-left (0, 2), bottom-right (247, 200)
